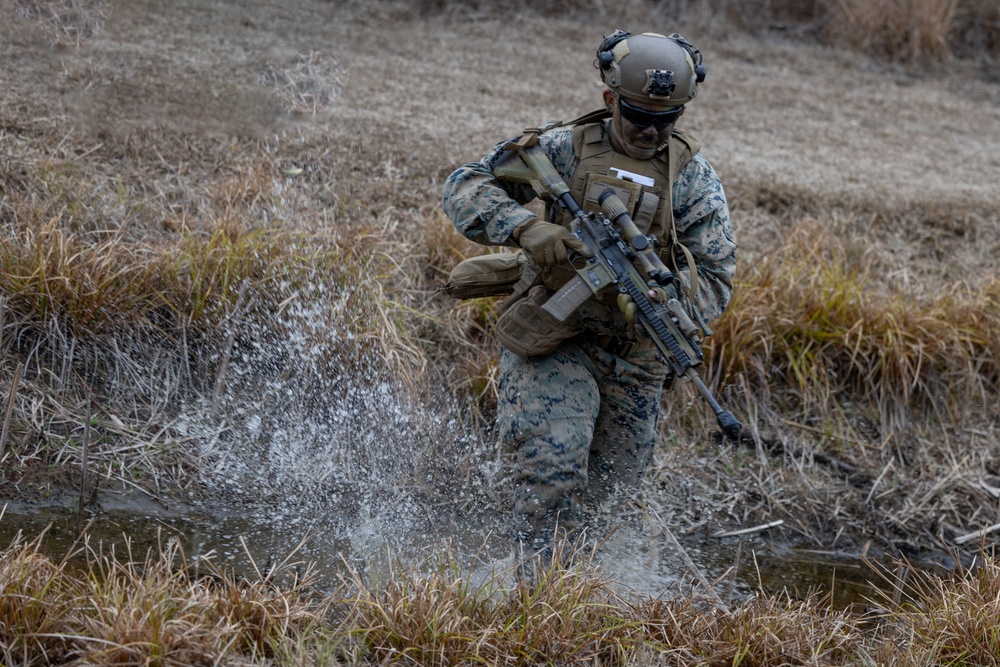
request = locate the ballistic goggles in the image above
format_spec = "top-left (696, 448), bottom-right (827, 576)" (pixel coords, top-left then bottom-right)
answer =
top-left (618, 97), bottom-right (684, 130)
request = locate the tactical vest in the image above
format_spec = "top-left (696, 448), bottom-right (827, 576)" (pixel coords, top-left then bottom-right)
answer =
top-left (494, 113), bottom-right (706, 351)
top-left (548, 119), bottom-right (701, 254)
top-left (531, 116), bottom-right (702, 304)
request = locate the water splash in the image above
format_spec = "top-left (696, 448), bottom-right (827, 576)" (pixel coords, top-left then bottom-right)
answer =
top-left (173, 278), bottom-right (506, 576)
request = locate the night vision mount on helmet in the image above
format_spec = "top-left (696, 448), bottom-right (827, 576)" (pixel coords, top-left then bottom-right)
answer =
top-left (595, 30), bottom-right (707, 106)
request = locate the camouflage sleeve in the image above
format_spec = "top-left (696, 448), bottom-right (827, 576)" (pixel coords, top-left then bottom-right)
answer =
top-left (441, 129), bottom-right (577, 247)
top-left (670, 153), bottom-right (737, 324)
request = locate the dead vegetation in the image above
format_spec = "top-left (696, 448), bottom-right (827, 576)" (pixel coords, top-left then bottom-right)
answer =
top-left (5, 529), bottom-right (1000, 666)
top-left (414, 0), bottom-right (1000, 62)
top-left (0, 529), bottom-right (332, 666)
top-left (1, 3), bottom-right (1000, 658)
top-left (0, 129), bottom-right (422, 497)
top-left (14, 0), bottom-right (105, 48)
top-left (0, 0), bottom-right (1000, 665)
top-left (257, 50), bottom-right (342, 117)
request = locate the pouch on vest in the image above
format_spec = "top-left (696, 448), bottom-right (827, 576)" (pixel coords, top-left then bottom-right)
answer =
top-left (444, 253), bottom-right (527, 299)
top-left (495, 284), bottom-right (579, 357)
top-left (582, 173), bottom-right (663, 234)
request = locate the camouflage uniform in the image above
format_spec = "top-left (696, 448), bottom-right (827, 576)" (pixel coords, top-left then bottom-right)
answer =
top-left (442, 120), bottom-right (736, 560)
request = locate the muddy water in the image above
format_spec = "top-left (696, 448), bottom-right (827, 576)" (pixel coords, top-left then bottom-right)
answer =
top-left (0, 501), bottom-right (885, 612)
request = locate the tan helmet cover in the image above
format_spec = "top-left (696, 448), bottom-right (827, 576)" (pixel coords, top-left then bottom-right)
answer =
top-left (599, 32), bottom-right (700, 106)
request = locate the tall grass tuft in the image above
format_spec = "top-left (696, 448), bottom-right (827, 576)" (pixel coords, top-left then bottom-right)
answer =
top-left (0, 221), bottom-right (151, 335)
top-left (869, 553), bottom-right (1000, 665)
top-left (0, 531), bottom-right (331, 667)
top-left (343, 550), bottom-right (652, 665)
top-left (707, 221), bottom-right (998, 436)
top-left (952, 0), bottom-right (1000, 59)
top-left (636, 589), bottom-right (866, 665)
top-left (829, 0), bottom-right (960, 61)
top-left (719, 0), bottom-right (995, 60)
top-left (0, 531), bottom-right (75, 665)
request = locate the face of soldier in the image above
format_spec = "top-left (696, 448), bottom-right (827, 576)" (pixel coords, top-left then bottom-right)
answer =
top-left (621, 98), bottom-right (676, 146)
top-left (603, 90), bottom-right (681, 159)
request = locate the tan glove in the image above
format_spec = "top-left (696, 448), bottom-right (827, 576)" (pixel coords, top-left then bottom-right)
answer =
top-left (513, 219), bottom-right (591, 268)
top-left (616, 284), bottom-right (678, 325)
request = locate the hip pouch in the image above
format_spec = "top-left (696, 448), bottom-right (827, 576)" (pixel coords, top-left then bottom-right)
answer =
top-left (495, 284), bottom-right (579, 357)
top-left (444, 252), bottom-right (527, 299)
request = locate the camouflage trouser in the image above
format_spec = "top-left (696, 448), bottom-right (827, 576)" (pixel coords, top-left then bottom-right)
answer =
top-left (498, 337), bottom-right (669, 562)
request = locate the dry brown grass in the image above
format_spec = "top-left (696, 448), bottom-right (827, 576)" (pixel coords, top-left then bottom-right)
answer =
top-left (12, 533), bottom-right (1000, 665)
top-left (0, 532), bottom-right (73, 664)
top-left (636, 590), bottom-right (867, 665)
top-left (416, 0), bottom-right (998, 61)
top-left (257, 50), bottom-right (341, 117)
top-left (1, 0), bottom-right (999, 582)
top-left (712, 0), bottom-right (999, 60)
top-left (866, 552), bottom-right (1000, 665)
top-left (0, 530), bottom-right (332, 666)
top-left (15, 0), bottom-right (105, 48)
top-left (953, 0), bottom-right (1000, 61)
top-left (0, 134), bottom-right (428, 495)
top-left (830, 0), bottom-right (960, 61)
top-left (0, 533), bottom-right (870, 666)
top-left (707, 220), bottom-right (999, 438)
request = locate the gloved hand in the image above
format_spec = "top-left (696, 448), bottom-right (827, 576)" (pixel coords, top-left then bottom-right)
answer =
top-left (616, 283), bottom-right (678, 325)
top-left (513, 219), bottom-right (592, 268)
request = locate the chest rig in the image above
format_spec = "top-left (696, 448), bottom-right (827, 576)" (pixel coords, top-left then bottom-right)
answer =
top-left (547, 119), bottom-right (701, 261)
top-left (495, 113), bottom-right (705, 351)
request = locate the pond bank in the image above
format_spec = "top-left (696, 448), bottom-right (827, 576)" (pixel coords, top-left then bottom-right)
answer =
top-left (0, 488), bottom-right (920, 614)
top-left (3, 503), bottom-right (999, 666)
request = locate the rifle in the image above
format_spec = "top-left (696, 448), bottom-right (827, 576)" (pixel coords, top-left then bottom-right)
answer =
top-left (495, 144), bottom-right (742, 441)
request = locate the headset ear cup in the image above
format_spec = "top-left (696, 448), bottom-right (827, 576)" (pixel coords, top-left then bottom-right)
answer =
top-left (598, 49), bottom-right (614, 70)
top-left (669, 33), bottom-right (707, 83)
top-left (596, 29), bottom-right (631, 73)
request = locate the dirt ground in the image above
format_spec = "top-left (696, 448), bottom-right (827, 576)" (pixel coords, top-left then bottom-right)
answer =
top-left (6, 0), bottom-right (999, 274)
top-left (4, 0), bottom-right (1000, 560)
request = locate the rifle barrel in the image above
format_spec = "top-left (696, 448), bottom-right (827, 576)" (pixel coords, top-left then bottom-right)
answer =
top-left (688, 371), bottom-right (742, 440)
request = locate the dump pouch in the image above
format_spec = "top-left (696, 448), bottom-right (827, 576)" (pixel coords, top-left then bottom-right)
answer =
top-left (495, 284), bottom-right (579, 357)
top-left (444, 253), bottom-right (528, 299)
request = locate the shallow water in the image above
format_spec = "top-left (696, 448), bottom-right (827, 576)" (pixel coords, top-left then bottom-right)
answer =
top-left (0, 501), bottom-right (884, 612)
top-left (0, 277), bottom-right (890, 610)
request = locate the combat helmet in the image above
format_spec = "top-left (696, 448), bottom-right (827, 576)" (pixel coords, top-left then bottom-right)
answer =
top-left (595, 30), bottom-right (707, 106)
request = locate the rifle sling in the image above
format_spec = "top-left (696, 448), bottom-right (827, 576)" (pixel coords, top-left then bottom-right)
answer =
top-left (508, 109), bottom-right (612, 150)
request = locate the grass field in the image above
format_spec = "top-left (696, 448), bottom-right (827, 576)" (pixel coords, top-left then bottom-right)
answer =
top-left (5, 529), bottom-right (1000, 666)
top-left (2, 0), bottom-right (1000, 663)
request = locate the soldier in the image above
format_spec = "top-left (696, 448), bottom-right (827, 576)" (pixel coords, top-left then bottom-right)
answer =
top-left (442, 30), bottom-right (737, 571)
